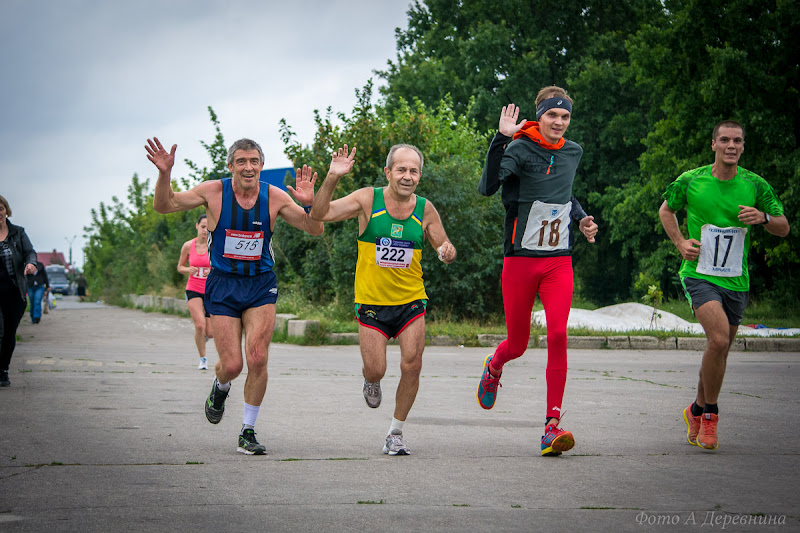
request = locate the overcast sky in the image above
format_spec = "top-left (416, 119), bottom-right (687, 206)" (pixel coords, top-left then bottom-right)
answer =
top-left (0, 0), bottom-right (411, 268)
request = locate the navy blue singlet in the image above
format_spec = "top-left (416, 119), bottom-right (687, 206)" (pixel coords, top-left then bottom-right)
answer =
top-left (209, 178), bottom-right (274, 276)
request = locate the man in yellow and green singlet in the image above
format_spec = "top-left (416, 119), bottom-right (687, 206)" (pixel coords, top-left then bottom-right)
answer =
top-left (310, 144), bottom-right (456, 455)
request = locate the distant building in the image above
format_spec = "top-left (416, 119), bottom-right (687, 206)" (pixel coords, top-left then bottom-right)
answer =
top-left (38, 249), bottom-right (68, 268)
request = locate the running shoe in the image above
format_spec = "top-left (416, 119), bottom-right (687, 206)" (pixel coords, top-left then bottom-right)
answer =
top-left (383, 430), bottom-right (411, 456)
top-left (476, 354), bottom-right (502, 410)
top-left (198, 357), bottom-right (208, 370)
top-left (363, 379), bottom-right (382, 408)
top-left (237, 428), bottom-right (267, 455)
top-left (541, 424), bottom-right (575, 456)
top-left (204, 378), bottom-right (229, 424)
top-left (697, 413), bottom-right (719, 450)
top-left (683, 404), bottom-right (701, 445)
top-left (0, 370), bottom-right (9, 387)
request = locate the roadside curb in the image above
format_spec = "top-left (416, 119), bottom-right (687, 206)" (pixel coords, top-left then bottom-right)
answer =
top-left (125, 295), bottom-right (800, 352)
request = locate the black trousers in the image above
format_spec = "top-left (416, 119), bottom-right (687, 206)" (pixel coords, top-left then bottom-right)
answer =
top-left (0, 280), bottom-right (27, 371)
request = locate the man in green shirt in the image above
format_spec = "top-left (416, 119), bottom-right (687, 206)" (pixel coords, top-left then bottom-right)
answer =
top-left (659, 120), bottom-right (790, 450)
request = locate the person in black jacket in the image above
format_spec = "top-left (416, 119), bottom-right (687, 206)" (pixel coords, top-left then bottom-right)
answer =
top-left (0, 195), bottom-right (37, 386)
top-left (26, 261), bottom-right (49, 324)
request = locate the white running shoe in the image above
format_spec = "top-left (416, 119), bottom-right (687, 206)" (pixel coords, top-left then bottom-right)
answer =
top-left (198, 357), bottom-right (208, 370)
top-left (383, 430), bottom-right (411, 456)
top-left (363, 380), bottom-right (382, 408)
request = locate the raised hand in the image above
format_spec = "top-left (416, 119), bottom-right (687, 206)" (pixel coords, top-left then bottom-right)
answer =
top-left (328, 144), bottom-right (356, 179)
top-left (499, 104), bottom-right (527, 137)
top-left (145, 137), bottom-right (177, 173)
top-left (287, 164), bottom-right (318, 206)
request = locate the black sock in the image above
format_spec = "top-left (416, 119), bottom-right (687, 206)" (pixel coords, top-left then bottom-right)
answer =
top-left (703, 403), bottom-right (719, 415)
top-left (691, 402), bottom-right (704, 417)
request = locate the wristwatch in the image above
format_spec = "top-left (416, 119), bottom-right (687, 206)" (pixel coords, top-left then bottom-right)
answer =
top-left (762, 212), bottom-right (770, 225)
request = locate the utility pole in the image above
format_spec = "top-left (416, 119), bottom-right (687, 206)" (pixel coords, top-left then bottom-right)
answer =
top-left (65, 235), bottom-right (76, 269)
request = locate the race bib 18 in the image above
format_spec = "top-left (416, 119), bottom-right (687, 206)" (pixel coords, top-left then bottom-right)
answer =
top-left (375, 237), bottom-right (413, 268)
top-left (223, 230), bottom-right (264, 261)
top-left (521, 201), bottom-right (571, 251)
top-left (696, 224), bottom-right (746, 277)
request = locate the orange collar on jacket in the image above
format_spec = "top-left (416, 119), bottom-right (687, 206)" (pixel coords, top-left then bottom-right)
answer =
top-left (512, 121), bottom-right (565, 150)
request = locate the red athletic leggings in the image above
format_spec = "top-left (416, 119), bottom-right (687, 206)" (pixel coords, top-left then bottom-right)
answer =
top-left (491, 255), bottom-right (573, 421)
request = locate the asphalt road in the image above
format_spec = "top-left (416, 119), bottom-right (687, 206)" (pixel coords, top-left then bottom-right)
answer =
top-left (1, 297), bottom-right (798, 532)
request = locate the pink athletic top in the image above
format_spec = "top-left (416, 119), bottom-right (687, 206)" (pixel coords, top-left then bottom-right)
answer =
top-left (185, 238), bottom-right (211, 293)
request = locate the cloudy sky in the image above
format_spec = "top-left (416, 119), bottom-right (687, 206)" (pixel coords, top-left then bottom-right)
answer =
top-left (0, 0), bottom-right (411, 268)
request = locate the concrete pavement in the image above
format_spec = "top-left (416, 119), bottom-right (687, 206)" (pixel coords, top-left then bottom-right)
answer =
top-left (1, 297), bottom-right (798, 532)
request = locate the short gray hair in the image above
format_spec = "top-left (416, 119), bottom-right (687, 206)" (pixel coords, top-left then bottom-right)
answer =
top-left (385, 144), bottom-right (424, 170)
top-left (227, 138), bottom-right (264, 167)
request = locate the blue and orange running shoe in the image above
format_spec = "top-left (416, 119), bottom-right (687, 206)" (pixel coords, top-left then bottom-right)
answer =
top-left (476, 354), bottom-right (502, 409)
top-left (683, 404), bottom-right (701, 445)
top-left (541, 424), bottom-right (575, 456)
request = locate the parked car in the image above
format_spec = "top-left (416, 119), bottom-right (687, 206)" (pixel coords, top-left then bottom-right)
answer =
top-left (45, 264), bottom-right (72, 295)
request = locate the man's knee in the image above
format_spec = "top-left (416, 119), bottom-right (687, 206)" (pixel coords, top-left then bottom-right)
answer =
top-left (362, 354), bottom-right (387, 381)
top-left (400, 353), bottom-right (423, 377)
top-left (706, 330), bottom-right (731, 355)
top-left (218, 352), bottom-right (244, 377)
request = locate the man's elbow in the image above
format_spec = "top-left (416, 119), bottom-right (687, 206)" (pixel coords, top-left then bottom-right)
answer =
top-left (153, 199), bottom-right (170, 214)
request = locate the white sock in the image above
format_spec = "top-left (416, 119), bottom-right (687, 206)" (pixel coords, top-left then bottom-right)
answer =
top-left (243, 402), bottom-right (260, 428)
top-left (216, 380), bottom-right (231, 391)
top-left (389, 417), bottom-right (404, 435)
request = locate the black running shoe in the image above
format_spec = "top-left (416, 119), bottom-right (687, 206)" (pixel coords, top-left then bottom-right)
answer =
top-left (204, 378), bottom-right (229, 424)
top-left (0, 370), bottom-right (9, 387)
top-left (237, 428), bottom-right (267, 455)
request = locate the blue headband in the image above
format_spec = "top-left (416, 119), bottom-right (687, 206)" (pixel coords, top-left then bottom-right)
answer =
top-left (536, 97), bottom-right (573, 120)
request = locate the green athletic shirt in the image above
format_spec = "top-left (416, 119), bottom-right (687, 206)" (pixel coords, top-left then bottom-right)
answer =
top-left (662, 164), bottom-right (784, 291)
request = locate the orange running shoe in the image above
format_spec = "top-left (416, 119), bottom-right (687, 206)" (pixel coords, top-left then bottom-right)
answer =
top-left (697, 413), bottom-right (719, 450)
top-left (683, 404), bottom-right (701, 445)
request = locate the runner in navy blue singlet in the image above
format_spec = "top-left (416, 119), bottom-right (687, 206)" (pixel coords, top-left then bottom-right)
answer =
top-left (147, 136), bottom-right (324, 455)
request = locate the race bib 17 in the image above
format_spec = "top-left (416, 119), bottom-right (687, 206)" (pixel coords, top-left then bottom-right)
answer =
top-left (696, 224), bottom-right (746, 277)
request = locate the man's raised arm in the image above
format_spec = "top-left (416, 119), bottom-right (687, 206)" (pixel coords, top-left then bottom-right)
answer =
top-left (146, 137), bottom-right (207, 214)
top-left (310, 145), bottom-right (361, 222)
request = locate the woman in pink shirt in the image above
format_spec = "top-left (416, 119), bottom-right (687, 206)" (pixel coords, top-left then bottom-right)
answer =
top-left (178, 214), bottom-right (214, 369)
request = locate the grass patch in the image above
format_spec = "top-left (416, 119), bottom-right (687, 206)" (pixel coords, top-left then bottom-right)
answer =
top-left (581, 506), bottom-right (616, 510)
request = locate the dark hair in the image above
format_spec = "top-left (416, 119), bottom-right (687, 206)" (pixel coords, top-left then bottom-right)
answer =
top-left (712, 120), bottom-right (745, 141)
top-left (197, 214), bottom-right (207, 224)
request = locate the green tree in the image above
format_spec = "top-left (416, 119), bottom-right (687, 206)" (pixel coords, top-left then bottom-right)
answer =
top-left (83, 108), bottom-right (227, 301)
top-left (379, 0), bottom-right (664, 304)
top-left (279, 83), bottom-right (503, 318)
top-left (600, 0), bottom-right (800, 302)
